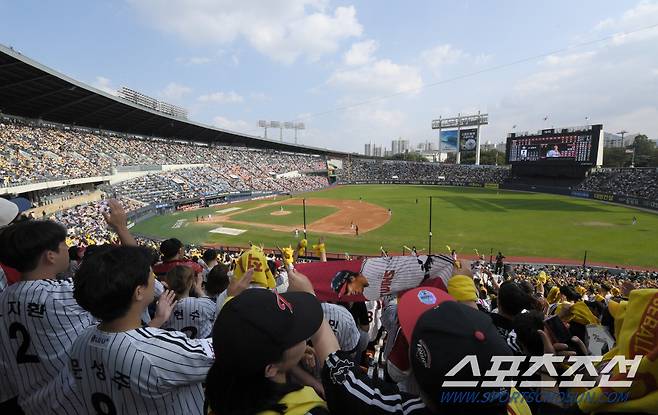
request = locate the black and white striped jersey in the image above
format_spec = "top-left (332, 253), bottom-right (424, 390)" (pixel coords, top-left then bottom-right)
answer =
top-left (160, 297), bottom-right (216, 339)
top-left (56, 325), bottom-right (214, 415)
top-left (0, 278), bottom-right (95, 413)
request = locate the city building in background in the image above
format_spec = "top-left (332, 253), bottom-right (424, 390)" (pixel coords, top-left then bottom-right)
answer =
top-left (391, 138), bottom-right (410, 155)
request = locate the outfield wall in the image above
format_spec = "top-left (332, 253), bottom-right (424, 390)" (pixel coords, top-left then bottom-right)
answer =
top-left (340, 180), bottom-right (658, 212)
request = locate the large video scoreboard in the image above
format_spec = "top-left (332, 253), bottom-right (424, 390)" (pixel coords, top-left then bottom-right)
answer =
top-left (506, 124), bottom-right (603, 167)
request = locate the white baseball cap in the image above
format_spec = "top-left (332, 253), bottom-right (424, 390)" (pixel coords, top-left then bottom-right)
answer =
top-left (0, 197), bottom-right (31, 226)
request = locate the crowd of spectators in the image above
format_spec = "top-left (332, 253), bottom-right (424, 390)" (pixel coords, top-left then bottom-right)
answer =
top-left (108, 167), bottom-right (327, 205)
top-left (1, 198), bottom-right (657, 415)
top-left (0, 119), bottom-right (325, 187)
top-left (576, 168), bottom-right (658, 200)
top-left (337, 158), bottom-right (511, 184)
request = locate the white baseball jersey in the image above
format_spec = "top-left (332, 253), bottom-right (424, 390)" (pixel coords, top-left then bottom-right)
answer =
top-left (161, 297), bottom-right (216, 339)
top-left (360, 255), bottom-right (454, 300)
top-left (365, 300), bottom-right (382, 342)
top-left (53, 326), bottom-right (214, 415)
top-left (0, 278), bottom-right (95, 413)
top-left (321, 303), bottom-right (359, 352)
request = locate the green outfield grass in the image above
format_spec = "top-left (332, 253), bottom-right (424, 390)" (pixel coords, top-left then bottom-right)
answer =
top-left (230, 204), bottom-right (337, 227)
top-left (131, 185), bottom-right (658, 267)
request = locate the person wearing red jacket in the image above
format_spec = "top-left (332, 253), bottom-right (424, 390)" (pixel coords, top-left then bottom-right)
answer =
top-left (152, 238), bottom-right (203, 277)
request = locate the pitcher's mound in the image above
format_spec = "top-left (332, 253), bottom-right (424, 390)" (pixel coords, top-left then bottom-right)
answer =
top-left (271, 210), bottom-right (292, 216)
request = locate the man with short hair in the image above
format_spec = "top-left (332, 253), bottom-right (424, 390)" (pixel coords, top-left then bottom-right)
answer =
top-left (199, 248), bottom-right (219, 282)
top-left (152, 238), bottom-right (203, 277)
top-left (0, 197), bottom-right (32, 288)
top-left (0, 201), bottom-right (170, 414)
top-left (56, 246), bottom-right (213, 414)
top-left (0, 220), bottom-right (82, 414)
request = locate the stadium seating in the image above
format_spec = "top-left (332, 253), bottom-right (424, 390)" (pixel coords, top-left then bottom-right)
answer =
top-left (576, 168), bottom-right (658, 200)
top-left (0, 120), bottom-right (325, 187)
top-left (336, 157), bottom-right (511, 184)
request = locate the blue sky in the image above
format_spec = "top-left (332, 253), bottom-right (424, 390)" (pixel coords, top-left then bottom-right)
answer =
top-left (1, 0), bottom-right (657, 152)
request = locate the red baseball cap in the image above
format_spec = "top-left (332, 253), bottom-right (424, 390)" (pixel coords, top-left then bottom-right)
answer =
top-left (398, 287), bottom-right (454, 341)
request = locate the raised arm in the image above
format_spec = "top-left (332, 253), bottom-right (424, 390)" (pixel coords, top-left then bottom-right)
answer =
top-left (102, 199), bottom-right (137, 246)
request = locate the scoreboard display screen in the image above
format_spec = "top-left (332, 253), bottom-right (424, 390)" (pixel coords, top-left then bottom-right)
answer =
top-left (506, 124), bottom-right (602, 167)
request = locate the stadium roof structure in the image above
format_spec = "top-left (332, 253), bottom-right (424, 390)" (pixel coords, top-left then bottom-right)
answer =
top-left (0, 44), bottom-right (348, 156)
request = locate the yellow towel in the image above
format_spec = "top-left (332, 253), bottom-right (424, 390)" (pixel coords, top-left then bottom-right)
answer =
top-left (577, 290), bottom-right (658, 414)
top-left (233, 246), bottom-right (275, 288)
top-left (447, 275), bottom-right (477, 302)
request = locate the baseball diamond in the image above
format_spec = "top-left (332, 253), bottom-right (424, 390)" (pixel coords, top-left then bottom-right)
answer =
top-left (132, 184), bottom-right (658, 268)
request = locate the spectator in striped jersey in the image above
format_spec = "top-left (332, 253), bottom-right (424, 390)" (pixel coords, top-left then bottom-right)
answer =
top-left (0, 220), bottom-right (79, 414)
top-left (160, 265), bottom-right (216, 339)
top-left (57, 245), bottom-right (214, 415)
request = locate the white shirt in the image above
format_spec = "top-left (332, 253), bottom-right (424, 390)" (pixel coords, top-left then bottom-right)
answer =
top-left (0, 278), bottom-right (96, 413)
top-left (53, 326), bottom-right (214, 414)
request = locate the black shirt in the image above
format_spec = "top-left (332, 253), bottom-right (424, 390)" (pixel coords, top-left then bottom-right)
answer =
top-left (489, 313), bottom-right (521, 354)
top-left (338, 301), bottom-right (370, 327)
top-left (321, 351), bottom-right (429, 414)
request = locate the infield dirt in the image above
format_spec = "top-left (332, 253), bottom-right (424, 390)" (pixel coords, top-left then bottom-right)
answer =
top-left (206, 198), bottom-right (390, 235)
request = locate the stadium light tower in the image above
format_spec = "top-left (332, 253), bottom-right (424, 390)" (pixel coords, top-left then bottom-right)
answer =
top-left (617, 130), bottom-right (628, 148)
top-left (293, 122), bottom-right (305, 144)
top-left (258, 120), bottom-right (268, 138)
top-left (258, 120), bottom-right (306, 143)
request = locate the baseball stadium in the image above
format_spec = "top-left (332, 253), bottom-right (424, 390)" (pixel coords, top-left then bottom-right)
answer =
top-left (2, 2), bottom-right (658, 415)
top-left (132, 184), bottom-right (658, 268)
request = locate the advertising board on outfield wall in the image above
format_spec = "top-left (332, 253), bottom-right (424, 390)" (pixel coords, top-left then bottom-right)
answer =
top-left (342, 181), bottom-right (658, 212)
top-left (593, 193), bottom-right (614, 202)
top-left (570, 190), bottom-right (657, 211)
top-left (349, 180), bottom-right (486, 187)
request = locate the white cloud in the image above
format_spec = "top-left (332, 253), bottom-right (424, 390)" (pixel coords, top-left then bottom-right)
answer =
top-left (176, 56), bottom-right (212, 65)
top-left (543, 51), bottom-right (596, 66)
top-left (421, 44), bottom-right (466, 73)
top-left (493, 1), bottom-right (658, 143)
top-left (474, 53), bottom-right (493, 66)
top-left (344, 40), bottom-right (378, 66)
top-left (512, 52), bottom-right (598, 96)
top-left (328, 59), bottom-right (423, 94)
top-left (160, 82), bottom-right (192, 101)
top-left (213, 116), bottom-right (251, 131)
top-left (345, 106), bottom-right (406, 129)
top-left (129, 0), bottom-right (362, 64)
top-left (594, 0), bottom-right (658, 45)
top-left (198, 91), bottom-right (244, 104)
top-left (92, 76), bottom-right (116, 95)
top-left (514, 67), bottom-right (579, 96)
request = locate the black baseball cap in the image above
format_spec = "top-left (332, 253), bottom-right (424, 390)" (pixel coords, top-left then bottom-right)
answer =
top-left (212, 289), bottom-right (323, 374)
top-left (409, 301), bottom-right (512, 411)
